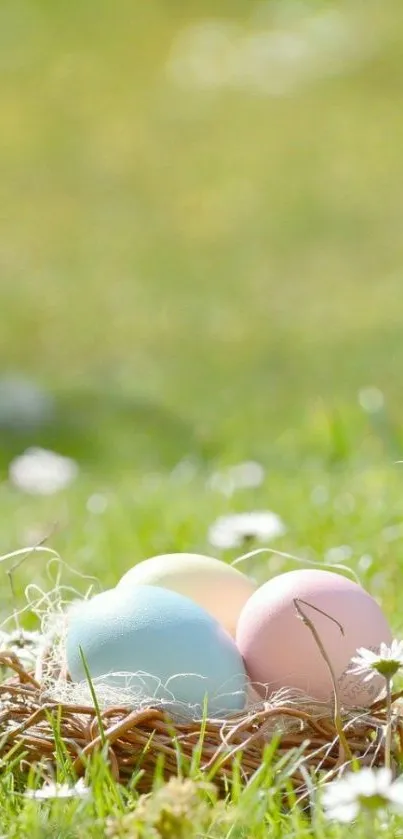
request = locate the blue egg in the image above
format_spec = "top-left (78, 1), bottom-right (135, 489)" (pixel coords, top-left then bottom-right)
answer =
top-left (66, 585), bottom-right (246, 717)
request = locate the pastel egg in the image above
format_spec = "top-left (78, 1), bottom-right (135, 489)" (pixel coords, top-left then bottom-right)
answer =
top-left (66, 585), bottom-right (246, 717)
top-left (116, 553), bottom-right (256, 637)
top-left (236, 569), bottom-right (392, 707)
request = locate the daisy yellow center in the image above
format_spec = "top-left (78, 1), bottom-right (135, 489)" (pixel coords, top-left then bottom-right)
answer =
top-left (358, 793), bottom-right (389, 811)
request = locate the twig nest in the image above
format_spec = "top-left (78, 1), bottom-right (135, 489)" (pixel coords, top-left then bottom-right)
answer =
top-left (1, 650), bottom-right (402, 795)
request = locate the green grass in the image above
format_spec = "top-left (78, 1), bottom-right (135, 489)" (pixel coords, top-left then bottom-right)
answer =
top-left (2, 0), bottom-right (403, 834)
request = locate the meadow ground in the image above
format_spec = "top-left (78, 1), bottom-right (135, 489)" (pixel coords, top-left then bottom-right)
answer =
top-left (1, 0), bottom-right (403, 835)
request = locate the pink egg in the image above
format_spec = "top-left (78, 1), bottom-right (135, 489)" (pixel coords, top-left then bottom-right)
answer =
top-left (236, 569), bottom-right (392, 707)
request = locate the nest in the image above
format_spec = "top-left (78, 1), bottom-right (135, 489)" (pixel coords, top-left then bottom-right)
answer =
top-left (1, 650), bottom-right (403, 795)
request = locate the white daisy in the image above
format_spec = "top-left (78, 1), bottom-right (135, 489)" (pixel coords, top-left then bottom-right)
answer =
top-left (9, 447), bottom-right (78, 495)
top-left (358, 386), bottom-right (385, 414)
top-left (208, 511), bottom-right (286, 550)
top-left (322, 767), bottom-right (403, 823)
top-left (24, 778), bottom-right (90, 801)
top-left (349, 640), bottom-right (403, 681)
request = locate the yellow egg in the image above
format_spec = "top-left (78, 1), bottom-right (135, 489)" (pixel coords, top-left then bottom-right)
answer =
top-left (116, 553), bottom-right (256, 637)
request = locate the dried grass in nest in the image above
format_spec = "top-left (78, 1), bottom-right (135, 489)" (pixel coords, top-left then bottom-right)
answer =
top-left (1, 651), bottom-right (403, 795)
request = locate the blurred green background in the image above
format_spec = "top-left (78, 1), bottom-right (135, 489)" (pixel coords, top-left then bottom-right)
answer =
top-left (1, 0), bottom-right (403, 625)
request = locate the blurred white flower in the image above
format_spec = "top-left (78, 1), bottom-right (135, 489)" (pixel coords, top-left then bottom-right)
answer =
top-left (358, 554), bottom-right (373, 572)
top-left (322, 767), bottom-right (403, 822)
top-left (24, 778), bottom-right (90, 801)
top-left (310, 485), bottom-right (329, 506)
top-left (166, 8), bottom-right (376, 97)
top-left (324, 545), bottom-right (353, 565)
top-left (86, 493), bottom-right (108, 515)
top-left (170, 458), bottom-right (198, 484)
top-left (233, 29), bottom-right (312, 97)
top-left (208, 461), bottom-right (265, 496)
top-left (9, 447), bottom-right (78, 495)
top-left (208, 511), bottom-right (286, 550)
top-left (349, 641), bottom-right (403, 682)
top-left (358, 386), bottom-right (385, 413)
top-left (382, 523), bottom-right (403, 542)
top-left (0, 629), bottom-right (44, 669)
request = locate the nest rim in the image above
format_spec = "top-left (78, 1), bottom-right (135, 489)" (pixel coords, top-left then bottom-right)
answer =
top-left (1, 650), bottom-right (403, 796)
